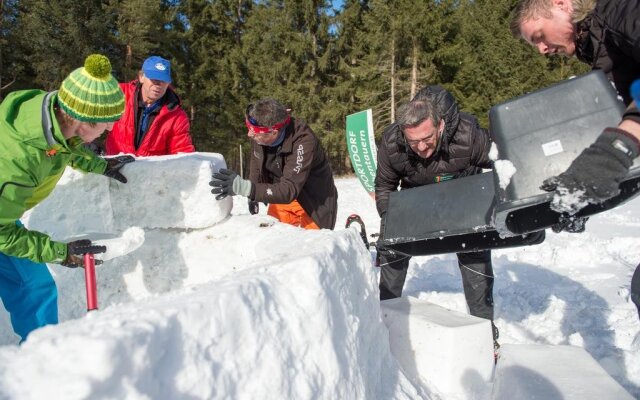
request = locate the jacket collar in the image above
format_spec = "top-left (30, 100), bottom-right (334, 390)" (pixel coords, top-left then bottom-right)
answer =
top-left (262, 118), bottom-right (295, 154)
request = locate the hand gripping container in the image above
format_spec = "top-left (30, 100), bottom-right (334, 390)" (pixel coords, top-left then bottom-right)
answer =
top-left (490, 70), bottom-right (640, 235)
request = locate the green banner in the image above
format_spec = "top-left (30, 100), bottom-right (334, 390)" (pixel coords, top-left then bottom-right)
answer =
top-left (346, 109), bottom-right (377, 194)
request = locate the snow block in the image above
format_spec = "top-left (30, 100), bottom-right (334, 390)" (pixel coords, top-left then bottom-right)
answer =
top-left (492, 344), bottom-right (634, 400)
top-left (381, 297), bottom-right (494, 396)
top-left (25, 152), bottom-right (231, 238)
top-left (110, 153), bottom-right (231, 229)
top-left (25, 168), bottom-right (115, 239)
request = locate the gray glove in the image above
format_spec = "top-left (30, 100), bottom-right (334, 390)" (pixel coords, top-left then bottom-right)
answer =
top-left (209, 168), bottom-right (254, 200)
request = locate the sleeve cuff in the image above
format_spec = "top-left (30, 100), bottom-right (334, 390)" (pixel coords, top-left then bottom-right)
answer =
top-left (622, 105), bottom-right (640, 125)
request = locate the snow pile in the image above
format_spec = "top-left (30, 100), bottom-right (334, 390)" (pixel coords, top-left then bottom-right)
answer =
top-left (0, 152), bottom-right (637, 399)
top-left (0, 153), bottom-right (419, 399)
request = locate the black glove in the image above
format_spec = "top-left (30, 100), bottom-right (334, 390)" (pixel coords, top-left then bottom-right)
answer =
top-left (540, 128), bottom-right (639, 214)
top-left (248, 200), bottom-right (259, 215)
top-left (104, 155), bottom-right (135, 183)
top-left (209, 168), bottom-right (253, 200)
top-left (62, 239), bottom-right (106, 268)
top-left (551, 215), bottom-right (589, 233)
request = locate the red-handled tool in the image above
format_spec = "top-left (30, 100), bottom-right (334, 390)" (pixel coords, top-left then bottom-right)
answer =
top-left (84, 253), bottom-right (98, 311)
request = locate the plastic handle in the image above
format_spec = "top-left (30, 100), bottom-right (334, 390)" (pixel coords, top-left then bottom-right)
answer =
top-left (84, 253), bottom-right (98, 311)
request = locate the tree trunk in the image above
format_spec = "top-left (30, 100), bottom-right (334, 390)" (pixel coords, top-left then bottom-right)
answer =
top-left (390, 37), bottom-right (396, 123)
top-left (411, 40), bottom-right (418, 99)
top-left (126, 44), bottom-right (132, 80)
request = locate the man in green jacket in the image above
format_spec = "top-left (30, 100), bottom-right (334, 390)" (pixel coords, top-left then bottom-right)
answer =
top-left (0, 54), bottom-right (133, 342)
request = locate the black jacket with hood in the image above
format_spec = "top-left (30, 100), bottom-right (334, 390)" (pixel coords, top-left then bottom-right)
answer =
top-left (375, 86), bottom-right (493, 224)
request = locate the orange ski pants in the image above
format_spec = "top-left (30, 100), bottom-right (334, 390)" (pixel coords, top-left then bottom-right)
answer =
top-left (267, 200), bottom-right (319, 230)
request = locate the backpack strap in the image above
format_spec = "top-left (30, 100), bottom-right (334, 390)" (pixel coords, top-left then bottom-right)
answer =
top-left (41, 91), bottom-right (62, 156)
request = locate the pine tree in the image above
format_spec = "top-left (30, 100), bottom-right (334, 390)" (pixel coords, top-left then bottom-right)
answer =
top-left (177, 0), bottom-right (253, 171)
top-left (12, 0), bottom-right (120, 89)
top-left (107, 0), bottom-right (177, 82)
top-left (0, 0), bottom-right (23, 99)
top-left (449, 0), bottom-right (588, 126)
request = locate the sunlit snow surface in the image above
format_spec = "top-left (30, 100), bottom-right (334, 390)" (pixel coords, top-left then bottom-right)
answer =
top-left (0, 153), bottom-right (637, 399)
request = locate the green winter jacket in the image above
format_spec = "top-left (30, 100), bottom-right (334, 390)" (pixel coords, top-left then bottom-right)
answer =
top-left (0, 90), bottom-right (108, 263)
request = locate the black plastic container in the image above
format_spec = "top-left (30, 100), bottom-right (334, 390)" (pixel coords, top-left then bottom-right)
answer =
top-left (380, 173), bottom-right (545, 256)
top-left (490, 70), bottom-right (640, 235)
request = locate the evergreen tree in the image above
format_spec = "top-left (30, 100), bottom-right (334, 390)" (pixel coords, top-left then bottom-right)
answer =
top-left (0, 0), bottom-right (23, 99)
top-left (241, 0), bottom-right (337, 171)
top-left (107, 0), bottom-right (177, 82)
top-left (321, 0), bottom-right (370, 174)
top-left (178, 0), bottom-right (253, 171)
top-left (450, 0), bottom-right (588, 126)
top-left (12, 0), bottom-right (120, 89)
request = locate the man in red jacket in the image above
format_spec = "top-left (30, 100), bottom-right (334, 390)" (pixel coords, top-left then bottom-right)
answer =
top-left (105, 55), bottom-right (195, 156)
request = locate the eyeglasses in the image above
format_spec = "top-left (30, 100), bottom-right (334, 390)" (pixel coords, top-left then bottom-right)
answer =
top-left (404, 127), bottom-right (443, 148)
top-left (406, 137), bottom-right (433, 147)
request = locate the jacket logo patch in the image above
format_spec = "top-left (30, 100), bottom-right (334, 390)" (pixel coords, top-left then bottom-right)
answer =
top-left (293, 144), bottom-right (304, 174)
top-left (267, 188), bottom-right (273, 196)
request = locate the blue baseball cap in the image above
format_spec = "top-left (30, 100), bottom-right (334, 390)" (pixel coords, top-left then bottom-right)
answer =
top-left (142, 56), bottom-right (172, 83)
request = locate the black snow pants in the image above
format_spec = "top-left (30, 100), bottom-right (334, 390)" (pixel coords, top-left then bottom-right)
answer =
top-left (379, 249), bottom-right (495, 323)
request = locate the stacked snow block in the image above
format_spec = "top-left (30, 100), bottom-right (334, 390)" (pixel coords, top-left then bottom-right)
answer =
top-left (25, 152), bottom-right (231, 240)
top-left (381, 297), bottom-right (494, 397)
top-left (492, 344), bottom-right (634, 400)
top-left (110, 153), bottom-right (231, 229)
top-left (381, 70), bottom-right (639, 256)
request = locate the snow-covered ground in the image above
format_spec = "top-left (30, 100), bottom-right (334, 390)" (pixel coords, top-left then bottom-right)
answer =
top-left (0, 154), bottom-right (638, 399)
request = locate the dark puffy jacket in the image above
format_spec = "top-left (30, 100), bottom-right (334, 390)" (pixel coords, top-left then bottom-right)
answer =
top-left (105, 81), bottom-right (195, 156)
top-left (375, 86), bottom-right (493, 220)
top-left (249, 118), bottom-right (338, 229)
top-left (575, 0), bottom-right (640, 105)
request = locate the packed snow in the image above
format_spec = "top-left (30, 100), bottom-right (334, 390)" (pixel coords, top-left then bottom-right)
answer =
top-left (0, 153), bottom-right (638, 399)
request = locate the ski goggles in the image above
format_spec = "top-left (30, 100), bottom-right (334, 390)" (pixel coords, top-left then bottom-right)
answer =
top-left (245, 105), bottom-right (290, 135)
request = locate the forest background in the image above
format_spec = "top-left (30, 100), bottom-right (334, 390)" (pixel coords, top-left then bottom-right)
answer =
top-left (0, 0), bottom-right (588, 175)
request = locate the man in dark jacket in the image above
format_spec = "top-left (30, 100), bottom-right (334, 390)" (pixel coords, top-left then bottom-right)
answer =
top-left (511, 0), bottom-right (640, 317)
top-left (105, 55), bottom-right (195, 156)
top-left (210, 98), bottom-right (338, 230)
top-left (375, 86), bottom-right (500, 346)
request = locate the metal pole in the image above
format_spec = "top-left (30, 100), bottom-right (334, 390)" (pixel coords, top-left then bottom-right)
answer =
top-left (239, 144), bottom-right (244, 177)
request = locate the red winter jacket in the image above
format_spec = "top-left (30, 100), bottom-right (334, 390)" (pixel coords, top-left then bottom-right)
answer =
top-left (105, 81), bottom-right (194, 156)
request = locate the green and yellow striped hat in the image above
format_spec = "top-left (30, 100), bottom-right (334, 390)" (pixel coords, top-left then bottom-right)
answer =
top-left (57, 54), bottom-right (124, 123)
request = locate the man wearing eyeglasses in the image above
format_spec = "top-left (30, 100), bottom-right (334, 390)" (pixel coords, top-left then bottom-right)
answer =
top-left (209, 98), bottom-right (338, 230)
top-left (375, 85), bottom-right (499, 349)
